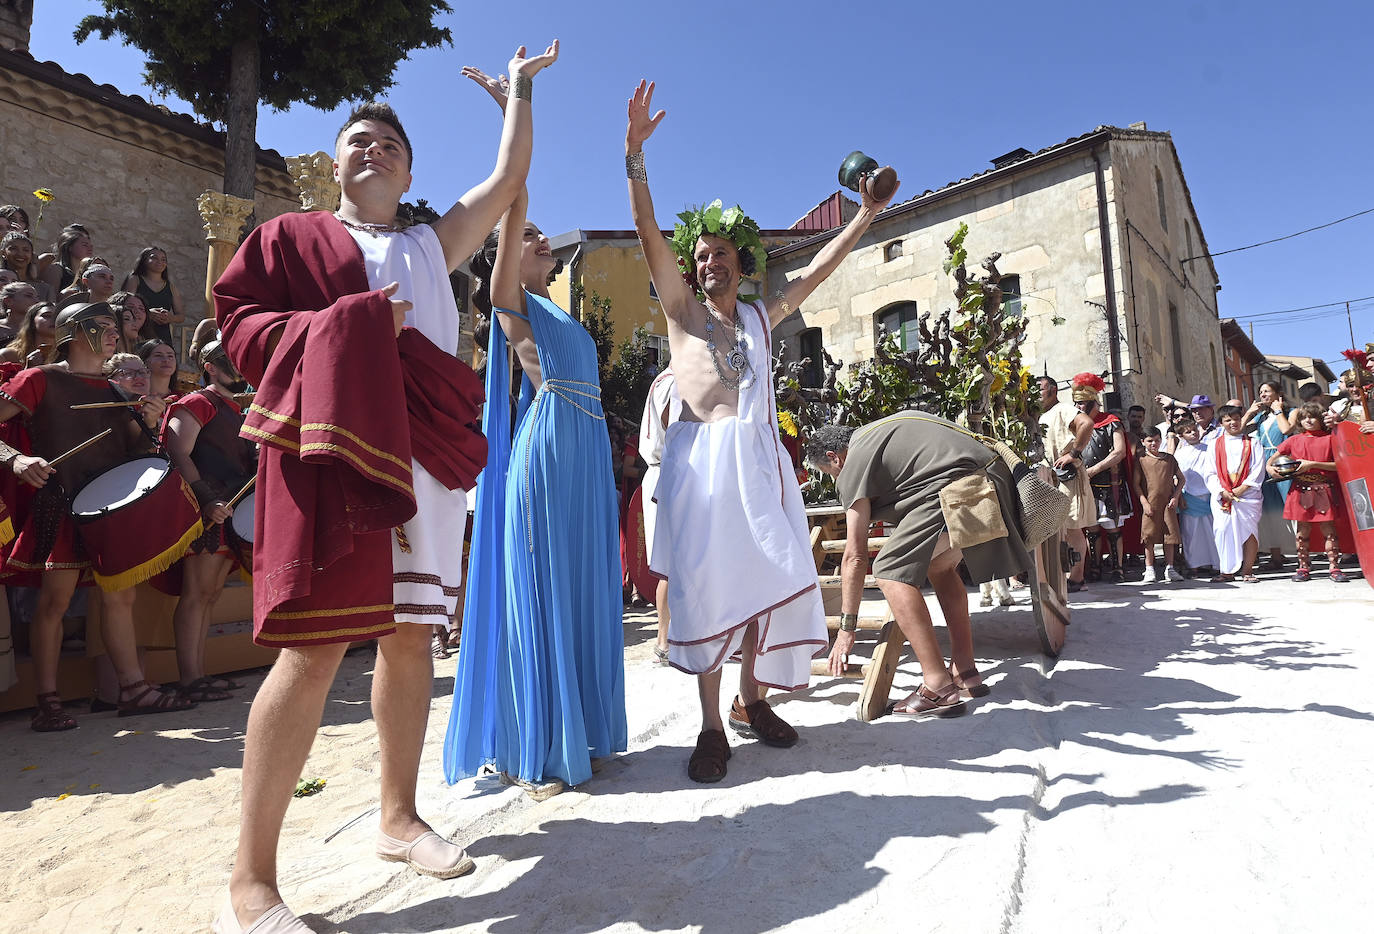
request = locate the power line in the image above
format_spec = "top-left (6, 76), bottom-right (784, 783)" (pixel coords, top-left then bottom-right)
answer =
top-left (1230, 294), bottom-right (1374, 322)
top-left (1182, 206), bottom-right (1374, 263)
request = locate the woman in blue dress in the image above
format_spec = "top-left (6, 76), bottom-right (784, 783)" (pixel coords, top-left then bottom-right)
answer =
top-left (1244, 381), bottom-right (1295, 570)
top-left (443, 173), bottom-right (626, 798)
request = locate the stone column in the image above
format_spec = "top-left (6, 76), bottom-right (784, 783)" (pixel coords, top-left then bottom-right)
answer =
top-left (196, 191), bottom-right (255, 324)
top-left (285, 151), bottom-right (340, 213)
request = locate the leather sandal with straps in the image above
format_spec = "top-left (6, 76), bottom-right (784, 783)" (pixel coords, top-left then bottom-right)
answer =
top-left (117, 680), bottom-right (196, 717)
top-left (31, 692), bottom-right (78, 732)
top-left (687, 729), bottom-right (731, 783)
top-left (727, 697), bottom-right (798, 747)
top-left (948, 664), bottom-right (991, 699)
top-left (890, 681), bottom-right (967, 718)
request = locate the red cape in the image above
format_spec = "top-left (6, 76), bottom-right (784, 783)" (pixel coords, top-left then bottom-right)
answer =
top-left (215, 211), bottom-right (485, 647)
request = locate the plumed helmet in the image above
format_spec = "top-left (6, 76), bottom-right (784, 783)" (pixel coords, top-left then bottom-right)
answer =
top-left (1070, 372), bottom-right (1106, 403)
top-left (54, 301), bottom-right (114, 354)
top-left (199, 332), bottom-right (228, 367)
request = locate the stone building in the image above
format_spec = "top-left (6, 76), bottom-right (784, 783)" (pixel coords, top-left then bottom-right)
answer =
top-left (0, 3), bottom-right (299, 359)
top-left (1264, 353), bottom-right (1336, 394)
top-left (766, 125), bottom-right (1226, 412)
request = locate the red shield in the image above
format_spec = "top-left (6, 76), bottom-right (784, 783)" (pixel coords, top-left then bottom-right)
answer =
top-left (1331, 421), bottom-right (1374, 589)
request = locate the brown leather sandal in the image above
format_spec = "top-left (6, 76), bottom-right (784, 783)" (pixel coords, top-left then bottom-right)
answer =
top-left (687, 729), bottom-right (731, 783)
top-left (117, 680), bottom-right (197, 717)
top-left (949, 665), bottom-right (991, 699)
top-left (890, 682), bottom-right (967, 718)
top-left (32, 692), bottom-right (78, 732)
top-left (728, 697), bottom-right (798, 748)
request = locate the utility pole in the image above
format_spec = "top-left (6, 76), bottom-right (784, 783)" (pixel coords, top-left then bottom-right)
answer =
top-left (1348, 301), bottom-right (1357, 348)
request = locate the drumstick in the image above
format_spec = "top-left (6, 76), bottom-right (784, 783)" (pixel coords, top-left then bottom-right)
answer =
top-left (226, 476), bottom-right (255, 509)
top-left (47, 428), bottom-right (115, 468)
top-left (69, 400), bottom-right (145, 410)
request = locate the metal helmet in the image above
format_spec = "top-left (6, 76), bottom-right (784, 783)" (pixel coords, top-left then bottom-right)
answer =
top-left (54, 301), bottom-right (115, 354)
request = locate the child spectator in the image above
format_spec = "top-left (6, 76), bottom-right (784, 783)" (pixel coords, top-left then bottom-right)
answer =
top-left (137, 338), bottom-right (180, 401)
top-left (1206, 404), bottom-right (1266, 583)
top-left (1132, 426), bottom-right (1184, 582)
top-left (1272, 402), bottom-right (1349, 582)
top-left (1169, 419), bottom-right (1220, 576)
top-left (41, 225), bottom-right (93, 295)
top-left (0, 301), bottom-right (57, 366)
top-left (1, 232), bottom-right (47, 301)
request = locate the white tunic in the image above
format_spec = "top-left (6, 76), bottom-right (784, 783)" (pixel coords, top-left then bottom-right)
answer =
top-left (638, 368), bottom-right (677, 567)
top-left (1205, 433), bottom-right (1266, 574)
top-left (1172, 436), bottom-right (1221, 569)
top-left (345, 223), bottom-right (467, 625)
top-left (650, 301), bottom-right (826, 689)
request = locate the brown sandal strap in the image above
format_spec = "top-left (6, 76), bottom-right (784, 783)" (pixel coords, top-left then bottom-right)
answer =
top-left (688, 729), bottom-right (731, 783)
top-left (734, 698), bottom-right (798, 747)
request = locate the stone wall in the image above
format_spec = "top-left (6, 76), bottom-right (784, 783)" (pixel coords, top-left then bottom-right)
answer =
top-left (0, 0), bottom-right (32, 52)
top-left (767, 130), bottom-right (1225, 414)
top-left (0, 55), bottom-right (300, 359)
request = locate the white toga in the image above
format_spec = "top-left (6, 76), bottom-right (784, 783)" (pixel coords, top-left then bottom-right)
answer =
top-left (639, 368), bottom-right (677, 567)
top-left (345, 223), bottom-right (467, 625)
top-left (650, 301), bottom-right (826, 690)
top-left (1205, 433), bottom-right (1265, 574)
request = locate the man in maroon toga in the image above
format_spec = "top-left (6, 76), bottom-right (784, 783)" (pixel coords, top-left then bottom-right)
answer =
top-left (212, 42), bottom-right (559, 933)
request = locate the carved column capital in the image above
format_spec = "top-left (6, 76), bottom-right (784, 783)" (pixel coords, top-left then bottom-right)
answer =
top-left (197, 191), bottom-right (255, 244)
top-left (285, 151), bottom-right (340, 213)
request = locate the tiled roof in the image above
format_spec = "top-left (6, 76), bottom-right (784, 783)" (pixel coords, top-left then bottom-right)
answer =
top-left (0, 48), bottom-right (289, 170)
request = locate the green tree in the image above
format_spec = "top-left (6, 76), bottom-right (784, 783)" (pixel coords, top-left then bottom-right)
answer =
top-left (76, 1), bottom-right (451, 203)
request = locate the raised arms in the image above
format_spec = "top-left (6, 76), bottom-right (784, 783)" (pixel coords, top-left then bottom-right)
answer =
top-left (765, 177), bottom-right (898, 328)
top-left (430, 40), bottom-right (559, 272)
top-left (625, 80), bottom-right (697, 327)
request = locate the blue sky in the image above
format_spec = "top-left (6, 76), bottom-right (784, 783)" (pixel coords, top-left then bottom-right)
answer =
top-left (28, 1), bottom-right (1372, 382)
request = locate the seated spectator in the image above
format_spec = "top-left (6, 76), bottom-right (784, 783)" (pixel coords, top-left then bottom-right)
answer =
top-left (40, 225), bottom-right (93, 296)
top-left (108, 291), bottom-right (153, 354)
top-left (60, 260), bottom-right (117, 305)
top-left (102, 352), bottom-right (151, 398)
top-left (1, 232), bottom-right (49, 302)
top-left (0, 268), bottom-right (17, 287)
top-left (123, 247), bottom-right (184, 345)
top-left (1, 281), bottom-right (40, 345)
top-left (137, 338), bottom-right (180, 401)
top-left (1272, 402), bottom-right (1348, 582)
top-left (0, 301), bottom-right (57, 366)
top-left (0, 204), bottom-right (29, 234)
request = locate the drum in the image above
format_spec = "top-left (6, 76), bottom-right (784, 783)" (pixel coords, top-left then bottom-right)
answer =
top-left (70, 456), bottom-right (203, 591)
top-left (231, 490), bottom-right (255, 544)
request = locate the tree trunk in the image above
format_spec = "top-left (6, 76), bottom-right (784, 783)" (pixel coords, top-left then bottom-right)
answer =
top-left (223, 37), bottom-right (259, 205)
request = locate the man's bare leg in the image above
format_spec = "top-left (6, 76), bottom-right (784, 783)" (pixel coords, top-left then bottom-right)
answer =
top-left (174, 553), bottom-right (233, 684)
top-left (875, 577), bottom-right (953, 694)
top-left (653, 577), bottom-right (670, 659)
top-left (31, 569), bottom-right (79, 696)
top-left (697, 668), bottom-right (724, 732)
top-left (227, 641), bottom-right (347, 927)
top-left (735, 620), bottom-right (761, 707)
top-left (372, 623), bottom-right (435, 842)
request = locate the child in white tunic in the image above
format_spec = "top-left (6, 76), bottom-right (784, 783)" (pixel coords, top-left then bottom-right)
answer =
top-left (1204, 405), bottom-right (1266, 581)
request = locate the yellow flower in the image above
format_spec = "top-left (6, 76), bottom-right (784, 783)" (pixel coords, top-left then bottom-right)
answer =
top-left (56, 793), bottom-right (71, 801)
top-left (778, 410), bottom-right (799, 438)
top-left (1018, 367), bottom-right (1030, 392)
top-left (33, 188), bottom-right (55, 203)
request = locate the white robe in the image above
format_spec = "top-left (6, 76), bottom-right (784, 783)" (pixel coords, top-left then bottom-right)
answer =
top-left (638, 368), bottom-right (677, 567)
top-left (346, 223), bottom-right (468, 625)
top-left (650, 301), bottom-right (826, 689)
top-left (1205, 433), bottom-right (1266, 574)
top-left (1172, 437), bottom-right (1220, 569)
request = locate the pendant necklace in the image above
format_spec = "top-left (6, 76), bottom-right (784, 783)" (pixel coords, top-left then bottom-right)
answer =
top-left (703, 305), bottom-right (751, 390)
top-left (334, 213), bottom-right (400, 237)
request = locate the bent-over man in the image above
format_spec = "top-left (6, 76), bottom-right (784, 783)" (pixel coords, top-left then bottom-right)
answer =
top-left (808, 416), bottom-right (1030, 716)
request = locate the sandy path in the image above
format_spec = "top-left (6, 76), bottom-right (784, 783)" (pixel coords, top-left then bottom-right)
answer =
top-left (3, 574), bottom-right (1371, 933)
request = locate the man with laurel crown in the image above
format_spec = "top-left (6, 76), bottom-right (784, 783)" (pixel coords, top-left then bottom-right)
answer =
top-left (625, 79), bottom-right (897, 783)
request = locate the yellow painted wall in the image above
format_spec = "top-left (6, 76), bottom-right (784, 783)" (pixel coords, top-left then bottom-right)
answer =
top-left (552, 241), bottom-right (667, 350)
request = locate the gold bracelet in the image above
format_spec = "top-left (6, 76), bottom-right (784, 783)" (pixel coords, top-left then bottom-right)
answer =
top-left (626, 151), bottom-right (647, 183)
top-left (511, 74), bottom-right (532, 102)
top-left (838, 613), bottom-right (858, 632)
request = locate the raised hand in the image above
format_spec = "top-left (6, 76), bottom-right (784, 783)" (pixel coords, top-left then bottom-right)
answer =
top-left (626, 80), bottom-right (666, 152)
top-left (860, 172), bottom-right (899, 212)
top-left (509, 39), bottom-right (559, 79)
top-left (461, 66), bottom-right (509, 112)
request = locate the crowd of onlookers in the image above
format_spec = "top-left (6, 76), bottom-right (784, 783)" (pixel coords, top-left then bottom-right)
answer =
top-left (1039, 366), bottom-right (1373, 589)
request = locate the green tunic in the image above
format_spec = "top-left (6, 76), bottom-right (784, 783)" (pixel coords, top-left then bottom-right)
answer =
top-left (836, 411), bottom-right (1031, 587)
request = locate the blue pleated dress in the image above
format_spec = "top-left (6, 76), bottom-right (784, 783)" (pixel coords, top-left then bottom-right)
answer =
top-left (444, 291), bottom-right (627, 788)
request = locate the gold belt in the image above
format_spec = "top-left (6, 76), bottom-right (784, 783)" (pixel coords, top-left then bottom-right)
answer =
top-left (522, 378), bottom-right (604, 551)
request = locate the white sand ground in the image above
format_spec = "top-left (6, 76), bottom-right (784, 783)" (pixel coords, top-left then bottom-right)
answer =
top-left (2, 570), bottom-right (1371, 934)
